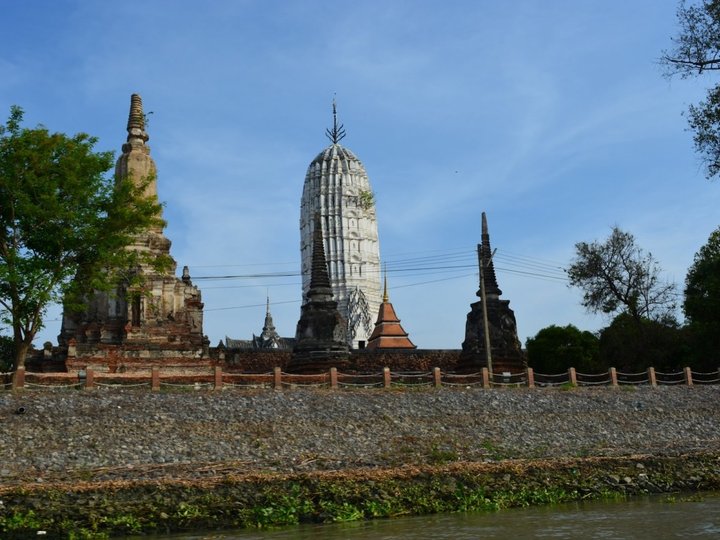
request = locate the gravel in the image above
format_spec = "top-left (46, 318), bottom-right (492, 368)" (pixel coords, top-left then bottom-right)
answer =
top-left (1, 386), bottom-right (719, 483)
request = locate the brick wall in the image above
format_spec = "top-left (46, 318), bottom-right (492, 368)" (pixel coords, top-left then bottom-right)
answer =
top-left (219, 348), bottom-right (461, 373)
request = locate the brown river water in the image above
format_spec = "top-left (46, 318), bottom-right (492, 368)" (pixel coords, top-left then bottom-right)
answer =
top-left (134, 492), bottom-right (720, 539)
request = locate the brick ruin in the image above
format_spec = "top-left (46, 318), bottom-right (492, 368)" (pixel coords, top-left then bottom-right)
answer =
top-left (23, 98), bottom-right (529, 376)
top-left (457, 213), bottom-right (526, 373)
top-left (58, 94), bottom-right (209, 373)
top-left (287, 214), bottom-right (350, 373)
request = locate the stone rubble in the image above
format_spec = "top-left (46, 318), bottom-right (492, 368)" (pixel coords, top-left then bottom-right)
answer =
top-left (0, 386), bottom-right (718, 483)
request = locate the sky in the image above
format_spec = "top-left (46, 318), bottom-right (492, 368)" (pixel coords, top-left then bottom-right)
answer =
top-left (1, 0), bottom-right (718, 349)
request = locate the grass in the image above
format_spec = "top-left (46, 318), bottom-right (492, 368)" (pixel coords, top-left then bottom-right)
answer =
top-left (0, 453), bottom-right (718, 538)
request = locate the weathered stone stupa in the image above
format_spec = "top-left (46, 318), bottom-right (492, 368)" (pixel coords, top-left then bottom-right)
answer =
top-left (457, 213), bottom-right (525, 373)
top-left (59, 94), bottom-right (206, 372)
top-left (299, 102), bottom-right (382, 348)
top-left (288, 214), bottom-right (350, 372)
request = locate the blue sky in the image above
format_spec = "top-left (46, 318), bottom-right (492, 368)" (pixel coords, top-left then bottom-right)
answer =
top-left (2, 1), bottom-right (718, 349)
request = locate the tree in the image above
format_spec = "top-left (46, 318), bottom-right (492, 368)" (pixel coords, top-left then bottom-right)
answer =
top-left (683, 225), bottom-right (720, 367)
top-left (0, 106), bottom-right (163, 371)
top-left (0, 333), bottom-right (13, 373)
top-left (567, 227), bottom-right (677, 325)
top-left (598, 313), bottom-right (689, 372)
top-left (684, 225), bottom-right (720, 323)
top-left (662, 0), bottom-right (720, 179)
top-left (525, 324), bottom-right (600, 374)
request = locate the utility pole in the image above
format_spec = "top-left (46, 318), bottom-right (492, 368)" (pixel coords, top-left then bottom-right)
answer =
top-left (477, 243), bottom-right (495, 376)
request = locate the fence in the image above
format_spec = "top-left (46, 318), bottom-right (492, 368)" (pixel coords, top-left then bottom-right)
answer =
top-left (2, 365), bottom-right (719, 391)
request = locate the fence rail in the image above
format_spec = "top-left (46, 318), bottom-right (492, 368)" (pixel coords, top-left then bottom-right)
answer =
top-left (2, 365), bottom-right (718, 392)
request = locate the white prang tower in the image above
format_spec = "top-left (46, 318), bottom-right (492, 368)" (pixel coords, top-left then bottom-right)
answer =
top-left (300, 102), bottom-right (382, 348)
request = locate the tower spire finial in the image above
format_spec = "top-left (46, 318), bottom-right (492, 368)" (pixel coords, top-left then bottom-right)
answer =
top-left (126, 94), bottom-right (149, 145)
top-left (307, 213), bottom-right (333, 301)
top-left (325, 96), bottom-right (346, 144)
top-left (479, 212), bottom-right (501, 297)
top-left (383, 264), bottom-right (388, 303)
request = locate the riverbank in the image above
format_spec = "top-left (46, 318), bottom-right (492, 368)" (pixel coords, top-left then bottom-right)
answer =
top-left (1, 386), bottom-right (719, 537)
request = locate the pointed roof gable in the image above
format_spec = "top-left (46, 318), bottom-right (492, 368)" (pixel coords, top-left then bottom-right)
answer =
top-left (366, 275), bottom-right (416, 350)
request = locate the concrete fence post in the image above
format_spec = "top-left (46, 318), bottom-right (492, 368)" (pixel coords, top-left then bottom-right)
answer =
top-left (85, 368), bottom-right (95, 389)
top-left (12, 367), bottom-right (25, 390)
top-left (433, 367), bottom-right (441, 388)
top-left (383, 367), bottom-right (391, 388)
top-left (273, 367), bottom-right (282, 390)
top-left (151, 368), bottom-right (160, 391)
top-left (684, 366), bottom-right (693, 386)
top-left (330, 367), bottom-right (338, 390)
top-left (609, 367), bottom-right (618, 387)
top-left (568, 367), bottom-right (577, 386)
top-left (273, 366), bottom-right (282, 389)
top-left (647, 367), bottom-right (657, 387)
top-left (214, 366), bottom-right (223, 390)
top-left (526, 367), bottom-right (535, 388)
top-left (481, 367), bottom-right (490, 389)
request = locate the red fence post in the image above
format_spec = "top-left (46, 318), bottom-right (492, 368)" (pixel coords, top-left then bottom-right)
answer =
top-left (647, 367), bottom-right (657, 387)
top-left (151, 368), bottom-right (160, 391)
top-left (85, 368), bottom-right (95, 389)
top-left (481, 367), bottom-right (490, 389)
top-left (526, 367), bottom-right (535, 388)
top-left (12, 367), bottom-right (25, 390)
top-left (684, 366), bottom-right (693, 386)
top-left (383, 367), bottom-right (391, 388)
top-left (214, 366), bottom-right (223, 390)
top-left (568, 367), bottom-right (577, 386)
top-left (330, 367), bottom-right (338, 390)
top-left (609, 367), bottom-right (618, 387)
top-left (274, 367), bottom-right (282, 390)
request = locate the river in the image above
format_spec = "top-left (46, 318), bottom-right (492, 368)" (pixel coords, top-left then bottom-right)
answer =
top-left (134, 493), bottom-right (720, 539)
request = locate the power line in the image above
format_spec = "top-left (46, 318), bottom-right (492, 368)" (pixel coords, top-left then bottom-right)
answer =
top-left (205, 299), bottom-right (300, 312)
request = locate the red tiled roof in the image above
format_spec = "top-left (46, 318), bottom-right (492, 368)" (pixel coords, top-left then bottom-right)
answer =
top-left (366, 300), bottom-right (416, 350)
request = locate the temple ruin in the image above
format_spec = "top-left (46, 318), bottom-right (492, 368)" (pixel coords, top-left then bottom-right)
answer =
top-left (59, 94), bottom-right (208, 373)
top-left (457, 213), bottom-right (526, 373)
top-left (288, 214), bottom-right (350, 372)
top-left (299, 102), bottom-right (382, 348)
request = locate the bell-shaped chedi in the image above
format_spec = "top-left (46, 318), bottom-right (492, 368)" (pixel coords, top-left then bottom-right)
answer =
top-left (366, 274), bottom-right (416, 350)
top-left (456, 213), bottom-right (525, 373)
top-left (288, 214), bottom-right (350, 372)
top-left (59, 94), bottom-right (206, 371)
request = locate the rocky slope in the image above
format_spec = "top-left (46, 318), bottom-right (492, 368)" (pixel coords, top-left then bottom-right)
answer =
top-left (1, 386), bottom-right (718, 484)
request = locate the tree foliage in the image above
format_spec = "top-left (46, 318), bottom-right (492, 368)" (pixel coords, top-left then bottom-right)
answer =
top-left (684, 225), bottom-right (720, 323)
top-left (663, 0), bottom-right (720, 178)
top-left (683, 226), bottom-right (720, 367)
top-left (0, 106), bottom-right (164, 370)
top-left (0, 334), bottom-right (13, 373)
top-left (598, 313), bottom-right (688, 372)
top-left (525, 324), bottom-right (600, 374)
top-left (567, 227), bottom-right (677, 324)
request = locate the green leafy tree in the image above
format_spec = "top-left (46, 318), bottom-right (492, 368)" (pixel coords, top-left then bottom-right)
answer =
top-left (683, 226), bottom-right (720, 367)
top-left (525, 324), bottom-right (600, 374)
top-left (0, 333), bottom-right (13, 373)
top-left (663, 0), bottom-right (720, 178)
top-left (567, 227), bottom-right (677, 325)
top-left (0, 106), bottom-right (163, 372)
top-left (598, 313), bottom-right (688, 372)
